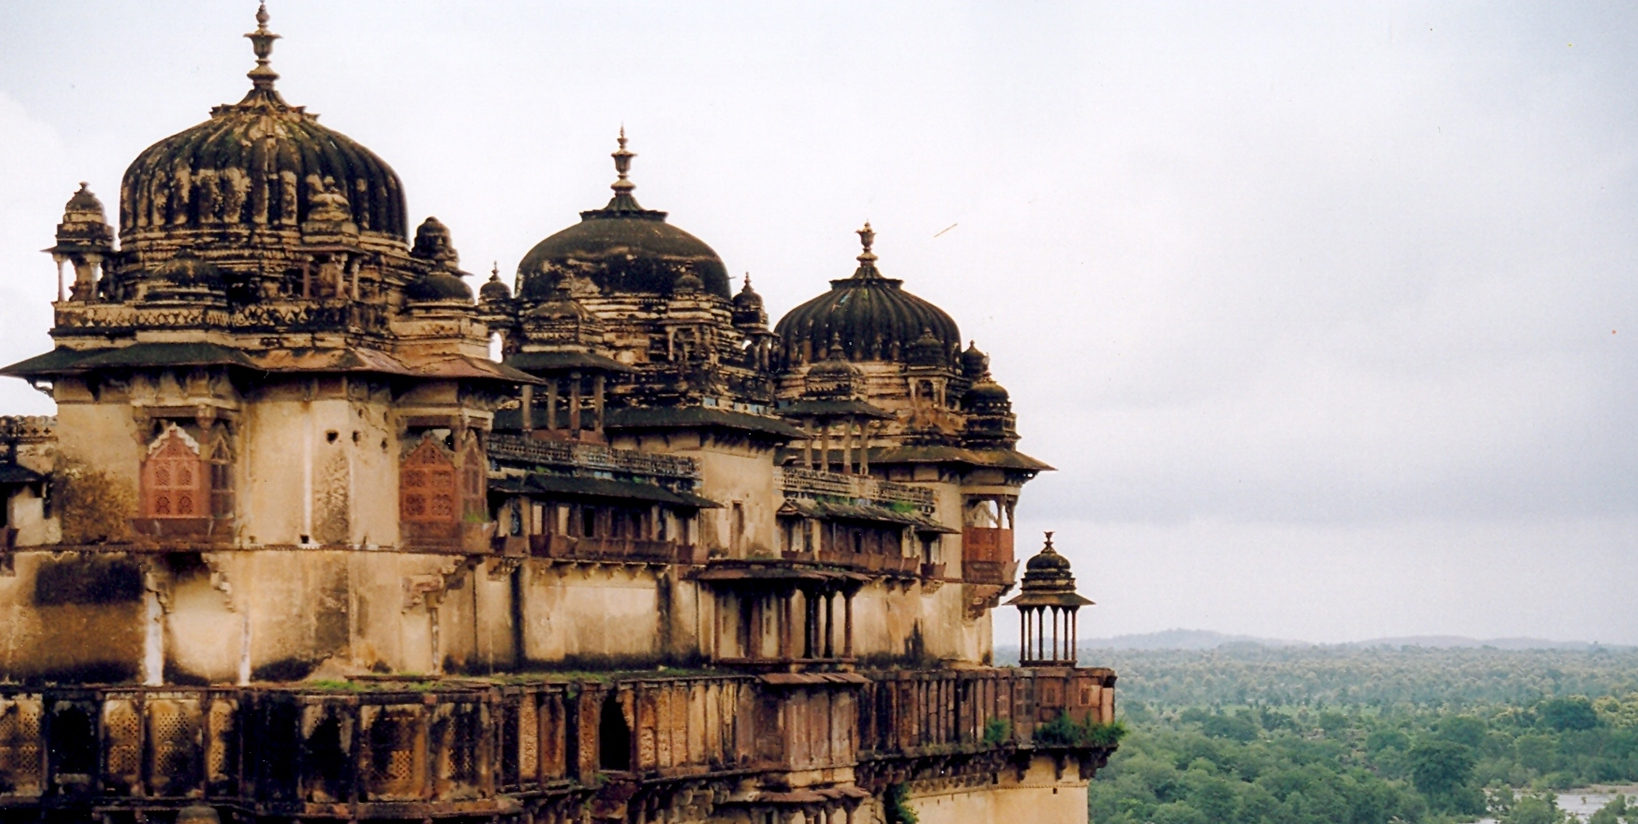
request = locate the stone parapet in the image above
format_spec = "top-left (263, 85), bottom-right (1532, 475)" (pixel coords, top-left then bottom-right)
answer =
top-left (775, 466), bottom-right (935, 511)
top-left (489, 433), bottom-right (700, 481)
top-left (0, 665), bottom-right (1114, 823)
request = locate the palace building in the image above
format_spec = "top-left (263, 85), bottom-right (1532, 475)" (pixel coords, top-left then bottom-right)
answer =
top-left (0, 7), bottom-right (1116, 824)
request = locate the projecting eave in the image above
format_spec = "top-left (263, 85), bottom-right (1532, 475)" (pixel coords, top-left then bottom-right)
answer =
top-left (775, 399), bottom-right (896, 420)
top-left (0, 342), bottom-right (258, 376)
top-left (0, 464), bottom-right (44, 485)
top-left (1005, 591), bottom-right (1094, 608)
top-left (866, 445), bottom-right (1055, 472)
top-left (503, 350), bottom-right (635, 375)
top-left (605, 406), bottom-right (806, 441)
top-left (491, 473), bottom-right (719, 509)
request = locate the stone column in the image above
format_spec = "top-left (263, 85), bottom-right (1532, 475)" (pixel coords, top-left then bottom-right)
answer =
top-left (546, 379), bottom-right (559, 431)
top-left (568, 371), bottom-right (582, 435)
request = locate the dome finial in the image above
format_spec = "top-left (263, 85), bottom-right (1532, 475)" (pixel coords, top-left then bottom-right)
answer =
top-left (611, 126), bottom-right (636, 195)
top-left (856, 221), bottom-right (876, 264)
top-left (1043, 531), bottom-right (1055, 551)
top-left (244, 2), bottom-right (282, 94)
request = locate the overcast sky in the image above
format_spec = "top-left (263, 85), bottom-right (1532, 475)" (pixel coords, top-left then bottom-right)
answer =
top-left (1, 2), bottom-right (1633, 645)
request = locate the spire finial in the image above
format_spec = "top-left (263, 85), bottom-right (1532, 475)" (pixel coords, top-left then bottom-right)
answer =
top-left (742, 273), bottom-right (752, 290)
top-left (244, 2), bottom-right (282, 92)
top-left (611, 127), bottom-right (636, 195)
top-left (1043, 531), bottom-right (1056, 551)
top-left (856, 221), bottom-right (877, 265)
top-left (490, 261), bottom-right (500, 281)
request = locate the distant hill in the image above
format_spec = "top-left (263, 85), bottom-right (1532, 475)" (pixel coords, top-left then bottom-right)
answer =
top-left (1078, 629), bottom-right (1310, 650)
top-left (1060, 628), bottom-right (1632, 652)
top-left (1342, 635), bottom-right (1630, 651)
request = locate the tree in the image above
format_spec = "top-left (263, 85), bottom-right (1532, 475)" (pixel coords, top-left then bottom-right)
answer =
top-left (1539, 697), bottom-right (1599, 732)
top-left (1409, 740), bottom-right (1482, 813)
top-left (1499, 791), bottom-right (1572, 824)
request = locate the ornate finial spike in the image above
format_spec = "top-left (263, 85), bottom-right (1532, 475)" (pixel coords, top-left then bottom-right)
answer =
top-left (244, 1), bottom-right (282, 92)
top-left (611, 128), bottom-right (636, 195)
top-left (491, 261), bottom-right (500, 280)
top-left (1044, 531), bottom-right (1055, 550)
top-left (855, 221), bottom-right (878, 265)
top-left (743, 273), bottom-right (752, 290)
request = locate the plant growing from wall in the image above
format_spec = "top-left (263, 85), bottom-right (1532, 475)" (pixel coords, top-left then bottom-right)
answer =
top-left (983, 717), bottom-right (1012, 745)
top-left (1034, 711), bottom-right (1127, 747)
top-left (883, 781), bottom-right (918, 824)
top-left (54, 458), bottom-right (135, 543)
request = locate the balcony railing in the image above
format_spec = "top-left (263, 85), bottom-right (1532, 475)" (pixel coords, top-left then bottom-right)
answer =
top-left (774, 467), bottom-right (934, 510)
top-left (488, 435), bottom-right (700, 481)
top-left (527, 533), bottom-right (695, 564)
top-left (857, 668), bottom-right (1118, 759)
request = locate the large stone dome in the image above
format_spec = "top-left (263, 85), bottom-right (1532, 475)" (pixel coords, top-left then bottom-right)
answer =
top-left (774, 223), bottom-right (960, 367)
top-left (117, 5), bottom-right (407, 253)
top-left (516, 132), bottom-right (730, 301)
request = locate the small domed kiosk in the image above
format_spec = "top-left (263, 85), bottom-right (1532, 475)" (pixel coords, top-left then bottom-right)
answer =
top-left (1008, 532), bottom-right (1094, 666)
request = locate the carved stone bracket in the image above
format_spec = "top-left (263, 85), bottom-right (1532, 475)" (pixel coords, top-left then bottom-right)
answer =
top-left (402, 555), bottom-right (476, 611)
top-left (486, 555), bottom-right (522, 581)
top-left (201, 552), bottom-right (236, 611)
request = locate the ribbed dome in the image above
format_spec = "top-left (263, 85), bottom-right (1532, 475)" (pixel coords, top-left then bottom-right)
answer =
top-left (117, 7), bottom-right (406, 251)
top-left (517, 132), bottom-right (729, 301)
top-left (774, 223), bottom-right (959, 366)
top-left (405, 272), bottom-right (473, 302)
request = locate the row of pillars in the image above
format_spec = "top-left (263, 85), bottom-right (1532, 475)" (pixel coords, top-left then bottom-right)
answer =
top-left (519, 372), bottom-right (607, 436)
top-left (1018, 605), bottom-right (1080, 666)
top-left (800, 415), bottom-right (870, 475)
top-left (730, 586), bottom-right (858, 663)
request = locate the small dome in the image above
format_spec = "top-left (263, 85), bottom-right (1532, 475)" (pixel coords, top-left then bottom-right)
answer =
top-left (732, 274), bottom-right (768, 328)
top-left (733, 274), bottom-right (763, 311)
top-left (907, 328), bottom-right (948, 367)
top-left (405, 272), bottom-right (473, 302)
top-left (410, 216), bottom-right (462, 268)
top-left (516, 132), bottom-right (729, 301)
top-left (53, 183), bottom-right (114, 251)
top-left (964, 377), bottom-right (1010, 406)
top-left (774, 223), bottom-right (959, 366)
top-left (479, 266), bottom-right (512, 303)
top-left (1025, 544), bottom-right (1072, 574)
top-left (117, 7), bottom-right (407, 253)
top-left (1018, 533), bottom-right (1082, 597)
top-left (960, 342), bottom-right (989, 380)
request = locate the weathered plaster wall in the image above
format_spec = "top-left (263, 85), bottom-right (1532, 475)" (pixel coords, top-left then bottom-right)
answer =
top-left (519, 560), bottom-right (662, 666)
top-left (240, 382), bottom-right (399, 548)
top-left (903, 755), bottom-right (1091, 824)
top-left (0, 552), bottom-right (144, 683)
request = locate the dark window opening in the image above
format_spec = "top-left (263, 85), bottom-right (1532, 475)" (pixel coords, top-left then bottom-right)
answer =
top-left (597, 695), bottom-right (631, 771)
top-left (48, 704), bottom-right (98, 778)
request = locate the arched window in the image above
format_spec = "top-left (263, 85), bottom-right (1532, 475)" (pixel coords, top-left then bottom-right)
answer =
top-left (142, 424), bottom-right (205, 519)
top-left (456, 432), bottom-right (486, 523)
top-left (208, 427), bottom-right (235, 519)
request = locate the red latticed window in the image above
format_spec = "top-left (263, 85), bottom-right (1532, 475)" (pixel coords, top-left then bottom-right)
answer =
top-left (401, 436), bottom-right (458, 523)
top-left (142, 426), bottom-right (205, 519)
